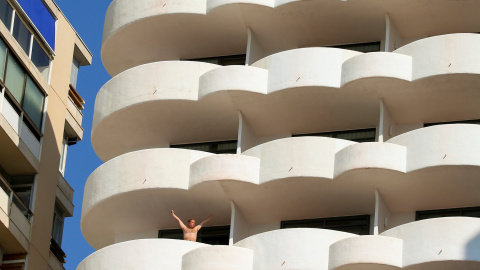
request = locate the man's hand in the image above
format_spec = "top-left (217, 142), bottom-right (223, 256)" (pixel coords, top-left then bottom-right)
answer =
top-left (171, 210), bottom-right (174, 215)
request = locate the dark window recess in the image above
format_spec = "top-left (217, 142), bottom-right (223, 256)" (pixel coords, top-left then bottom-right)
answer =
top-left (329, 42), bottom-right (381, 53)
top-left (281, 215), bottom-right (370, 235)
top-left (293, 128), bottom-right (376, 143)
top-left (424, 119), bottom-right (480, 127)
top-left (186, 54), bottom-right (246, 66)
top-left (416, 206), bottom-right (480, 221)
top-left (158, 225), bottom-right (230, 245)
top-left (171, 140), bottom-right (237, 154)
top-left (50, 238), bottom-right (66, 263)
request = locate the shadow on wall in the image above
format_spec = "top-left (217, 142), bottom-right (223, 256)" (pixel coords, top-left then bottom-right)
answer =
top-left (466, 229), bottom-right (480, 261)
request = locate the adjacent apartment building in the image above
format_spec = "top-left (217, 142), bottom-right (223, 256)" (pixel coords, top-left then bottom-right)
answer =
top-left (0, 0), bottom-right (91, 269)
top-left (79, 0), bottom-right (480, 269)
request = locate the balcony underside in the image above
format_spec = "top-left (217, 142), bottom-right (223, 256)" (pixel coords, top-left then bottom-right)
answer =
top-left (82, 125), bottom-right (480, 249)
top-left (101, 0), bottom-right (480, 75)
top-left (78, 218), bottom-right (480, 269)
top-left (0, 115), bottom-right (38, 175)
top-left (92, 35), bottom-right (480, 161)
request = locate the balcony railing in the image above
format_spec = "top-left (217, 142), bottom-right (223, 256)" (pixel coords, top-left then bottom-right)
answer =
top-left (0, 173), bottom-right (33, 220)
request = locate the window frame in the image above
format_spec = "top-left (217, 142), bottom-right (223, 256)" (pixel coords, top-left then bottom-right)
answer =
top-left (281, 215), bottom-right (371, 235)
top-left (293, 128), bottom-right (377, 143)
top-left (416, 206), bottom-right (480, 221)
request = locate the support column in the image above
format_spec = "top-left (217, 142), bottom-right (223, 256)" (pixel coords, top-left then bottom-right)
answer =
top-left (246, 27), bottom-right (265, 65)
top-left (385, 13), bottom-right (402, 52)
top-left (374, 189), bottom-right (392, 235)
top-left (229, 201), bottom-right (250, 245)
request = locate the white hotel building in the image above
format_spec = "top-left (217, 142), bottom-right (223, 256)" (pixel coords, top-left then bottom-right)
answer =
top-left (78, 0), bottom-right (480, 269)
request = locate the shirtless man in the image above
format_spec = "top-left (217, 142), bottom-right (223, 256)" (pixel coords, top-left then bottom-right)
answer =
top-left (171, 210), bottom-right (212, 241)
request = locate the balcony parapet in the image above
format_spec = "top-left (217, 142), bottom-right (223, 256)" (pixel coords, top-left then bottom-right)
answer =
top-left (235, 228), bottom-right (355, 270)
top-left (93, 37), bottom-right (480, 161)
top-left (77, 239), bottom-right (207, 270)
top-left (380, 217), bottom-right (480, 269)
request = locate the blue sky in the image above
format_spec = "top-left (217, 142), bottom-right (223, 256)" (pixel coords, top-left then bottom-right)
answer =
top-left (55, 1), bottom-right (112, 269)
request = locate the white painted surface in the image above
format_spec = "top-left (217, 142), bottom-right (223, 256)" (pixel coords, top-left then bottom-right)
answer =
top-left (334, 142), bottom-right (406, 178)
top-left (77, 239), bottom-right (207, 270)
top-left (235, 228), bottom-right (355, 270)
top-left (182, 245), bottom-right (254, 270)
top-left (2, 99), bottom-right (20, 134)
top-left (190, 154), bottom-right (260, 187)
top-left (341, 52), bottom-right (412, 87)
top-left (20, 123), bottom-right (41, 160)
top-left (328, 236), bottom-right (403, 270)
top-left (387, 124), bottom-right (480, 172)
top-left (381, 217), bottom-right (480, 267)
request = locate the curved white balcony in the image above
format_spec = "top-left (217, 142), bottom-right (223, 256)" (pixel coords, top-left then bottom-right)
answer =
top-left (182, 246), bottom-right (254, 270)
top-left (82, 132), bottom-right (480, 248)
top-left (328, 236), bottom-right (403, 270)
top-left (80, 148), bottom-right (232, 250)
top-left (387, 124), bottom-right (480, 172)
top-left (94, 34), bottom-right (480, 161)
top-left (381, 217), bottom-right (480, 269)
top-left (77, 239), bottom-right (207, 270)
top-left (102, 0), bottom-right (480, 76)
top-left (394, 34), bottom-right (480, 80)
top-left (234, 228), bottom-right (355, 270)
top-left (334, 142), bottom-right (407, 178)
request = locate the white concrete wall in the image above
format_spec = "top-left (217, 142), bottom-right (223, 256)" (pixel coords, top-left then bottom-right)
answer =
top-left (77, 239), bottom-right (207, 270)
top-left (329, 236), bottom-right (403, 269)
top-left (182, 245), bottom-right (253, 270)
top-left (381, 217), bottom-right (480, 268)
top-left (235, 228), bottom-right (355, 270)
top-left (246, 27), bottom-right (265, 66)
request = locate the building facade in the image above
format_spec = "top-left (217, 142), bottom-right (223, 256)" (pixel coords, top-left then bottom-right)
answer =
top-left (0, 0), bottom-right (91, 269)
top-left (79, 0), bottom-right (480, 269)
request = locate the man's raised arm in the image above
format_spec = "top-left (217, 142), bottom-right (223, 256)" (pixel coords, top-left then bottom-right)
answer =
top-left (197, 214), bottom-right (212, 228)
top-left (171, 210), bottom-right (186, 229)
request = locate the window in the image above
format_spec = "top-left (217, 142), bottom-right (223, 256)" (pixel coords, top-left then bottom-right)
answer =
top-left (330, 42), bottom-right (381, 53)
top-left (59, 133), bottom-right (68, 175)
top-left (70, 57), bottom-right (80, 88)
top-left (171, 140), bottom-right (237, 154)
top-left (281, 215), bottom-right (370, 235)
top-left (424, 119), bottom-right (480, 127)
top-left (0, 0), bottom-right (51, 80)
top-left (293, 128), bottom-right (376, 143)
top-left (9, 174), bottom-right (35, 218)
top-left (51, 202), bottom-right (66, 263)
top-left (0, 0), bottom-right (13, 31)
top-left (158, 225), bottom-right (230, 245)
top-left (0, 37), bottom-right (45, 133)
top-left (31, 38), bottom-right (50, 78)
top-left (186, 54), bottom-right (246, 66)
top-left (416, 206), bottom-right (480, 221)
top-left (12, 14), bottom-right (31, 54)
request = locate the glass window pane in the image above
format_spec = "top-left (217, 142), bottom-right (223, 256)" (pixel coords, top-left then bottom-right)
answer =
top-left (23, 76), bottom-right (44, 128)
top-left (0, 0), bottom-right (13, 30)
top-left (31, 39), bottom-right (50, 80)
top-left (13, 15), bottom-right (31, 54)
top-left (5, 54), bottom-right (26, 103)
top-left (70, 57), bottom-right (79, 88)
top-left (0, 37), bottom-right (7, 81)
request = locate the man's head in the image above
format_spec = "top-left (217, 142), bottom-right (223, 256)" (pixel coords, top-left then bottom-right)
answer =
top-left (187, 219), bottom-right (196, 228)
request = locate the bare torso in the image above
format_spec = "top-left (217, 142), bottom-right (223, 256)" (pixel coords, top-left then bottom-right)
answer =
top-left (182, 226), bottom-right (200, 241)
